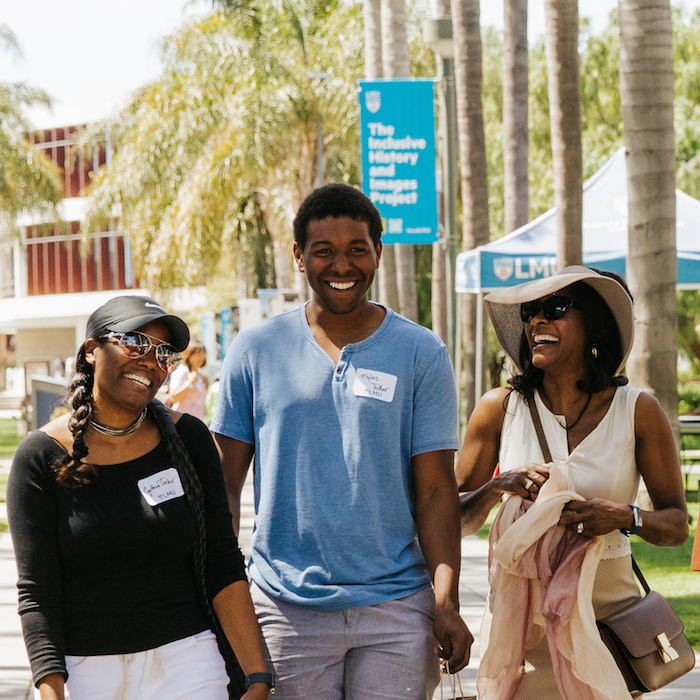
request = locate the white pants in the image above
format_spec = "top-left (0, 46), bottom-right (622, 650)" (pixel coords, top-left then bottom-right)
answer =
top-left (36, 631), bottom-right (229, 700)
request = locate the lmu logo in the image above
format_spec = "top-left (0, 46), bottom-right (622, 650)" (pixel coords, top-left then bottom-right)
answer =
top-left (493, 258), bottom-right (514, 281)
top-left (365, 91), bottom-right (381, 114)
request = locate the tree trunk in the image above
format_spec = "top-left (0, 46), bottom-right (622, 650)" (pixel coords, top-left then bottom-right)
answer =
top-left (381, 0), bottom-right (418, 322)
top-left (619, 0), bottom-right (678, 433)
top-left (544, 0), bottom-right (582, 267)
top-left (503, 0), bottom-right (529, 234)
top-left (452, 0), bottom-right (489, 418)
top-left (431, 0), bottom-right (451, 347)
top-left (364, 0), bottom-right (400, 310)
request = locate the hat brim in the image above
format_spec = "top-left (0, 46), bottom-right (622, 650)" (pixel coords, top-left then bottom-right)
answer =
top-left (484, 265), bottom-right (635, 375)
top-left (108, 313), bottom-right (190, 352)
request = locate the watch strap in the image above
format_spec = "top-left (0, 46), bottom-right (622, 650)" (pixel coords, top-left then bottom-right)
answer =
top-left (620, 504), bottom-right (642, 535)
top-left (245, 672), bottom-right (274, 690)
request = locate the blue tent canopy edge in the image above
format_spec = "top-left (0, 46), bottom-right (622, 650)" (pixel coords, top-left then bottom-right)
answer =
top-left (456, 148), bottom-right (700, 292)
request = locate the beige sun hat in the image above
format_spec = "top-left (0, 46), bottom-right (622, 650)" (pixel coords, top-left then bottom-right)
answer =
top-left (484, 265), bottom-right (635, 375)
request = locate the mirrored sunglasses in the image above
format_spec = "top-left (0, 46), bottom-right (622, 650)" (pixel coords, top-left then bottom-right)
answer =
top-left (520, 295), bottom-right (576, 324)
top-left (103, 331), bottom-right (182, 373)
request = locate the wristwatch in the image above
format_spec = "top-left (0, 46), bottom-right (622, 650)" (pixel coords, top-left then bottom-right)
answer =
top-left (244, 672), bottom-right (274, 691)
top-left (620, 504), bottom-right (643, 535)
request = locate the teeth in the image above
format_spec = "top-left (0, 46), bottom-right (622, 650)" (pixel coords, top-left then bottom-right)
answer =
top-left (534, 334), bottom-right (558, 343)
top-left (329, 281), bottom-right (356, 290)
top-left (125, 373), bottom-right (151, 387)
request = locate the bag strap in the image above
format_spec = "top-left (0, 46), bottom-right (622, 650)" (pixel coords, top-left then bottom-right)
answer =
top-left (148, 401), bottom-right (246, 699)
top-left (525, 394), bottom-right (651, 595)
top-left (526, 393), bottom-right (553, 463)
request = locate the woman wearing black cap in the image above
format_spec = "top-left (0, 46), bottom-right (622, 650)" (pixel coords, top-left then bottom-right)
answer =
top-left (7, 296), bottom-right (271, 700)
top-left (457, 268), bottom-right (688, 699)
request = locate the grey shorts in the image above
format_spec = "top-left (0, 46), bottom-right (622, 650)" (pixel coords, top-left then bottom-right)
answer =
top-left (251, 582), bottom-right (441, 699)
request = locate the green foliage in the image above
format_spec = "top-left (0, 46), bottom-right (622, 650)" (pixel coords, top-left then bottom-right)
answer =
top-left (0, 25), bottom-right (63, 239)
top-left (679, 382), bottom-right (700, 415)
top-left (0, 418), bottom-right (21, 459)
top-left (80, 1), bottom-right (366, 296)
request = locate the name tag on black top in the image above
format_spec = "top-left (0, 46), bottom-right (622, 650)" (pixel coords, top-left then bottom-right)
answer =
top-left (138, 468), bottom-right (185, 506)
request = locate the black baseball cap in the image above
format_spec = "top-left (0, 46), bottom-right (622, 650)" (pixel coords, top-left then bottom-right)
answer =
top-left (86, 296), bottom-right (190, 351)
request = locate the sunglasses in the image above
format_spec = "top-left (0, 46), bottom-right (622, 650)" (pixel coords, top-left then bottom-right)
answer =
top-left (103, 331), bottom-right (182, 373)
top-left (520, 295), bottom-right (576, 324)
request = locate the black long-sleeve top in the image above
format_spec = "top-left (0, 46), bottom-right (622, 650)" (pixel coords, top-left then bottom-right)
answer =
top-left (7, 414), bottom-right (246, 686)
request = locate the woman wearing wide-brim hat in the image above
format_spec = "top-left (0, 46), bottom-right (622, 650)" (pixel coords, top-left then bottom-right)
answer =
top-left (457, 266), bottom-right (688, 698)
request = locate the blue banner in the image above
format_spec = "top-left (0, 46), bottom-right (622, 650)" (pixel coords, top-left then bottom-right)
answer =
top-left (359, 79), bottom-right (438, 245)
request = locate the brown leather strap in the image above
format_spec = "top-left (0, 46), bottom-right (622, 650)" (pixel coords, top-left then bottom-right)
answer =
top-left (526, 394), bottom-right (650, 594)
top-left (526, 394), bottom-right (553, 463)
top-left (631, 556), bottom-right (651, 594)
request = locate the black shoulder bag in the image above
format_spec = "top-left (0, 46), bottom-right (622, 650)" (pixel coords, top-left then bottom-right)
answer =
top-left (150, 401), bottom-right (246, 699)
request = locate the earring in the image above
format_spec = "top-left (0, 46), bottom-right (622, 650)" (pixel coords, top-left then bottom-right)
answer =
top-left (591, 344), bottom-right (598, 359)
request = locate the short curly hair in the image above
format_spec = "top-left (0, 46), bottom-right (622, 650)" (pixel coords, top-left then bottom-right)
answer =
top-left (293, 183), bottom-right (383, 251)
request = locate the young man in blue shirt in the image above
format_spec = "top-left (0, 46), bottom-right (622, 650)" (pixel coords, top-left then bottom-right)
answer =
top-left (212, 183), bottom-right (472, 699)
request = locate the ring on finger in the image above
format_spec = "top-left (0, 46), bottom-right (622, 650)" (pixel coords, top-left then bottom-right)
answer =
top-left (523, 478), bottom-right (534, 491)
top-left (576, 521), bottom-right (585, 534)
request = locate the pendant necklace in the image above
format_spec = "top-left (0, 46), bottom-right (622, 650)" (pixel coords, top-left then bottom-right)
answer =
top-left (90, 407), bottom-right (148, 437)
top-left (544, 391), bottom-right (592, 431)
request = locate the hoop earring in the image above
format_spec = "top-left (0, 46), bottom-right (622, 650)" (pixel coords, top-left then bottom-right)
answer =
top-left (591, 344), bottom-right (599, 359)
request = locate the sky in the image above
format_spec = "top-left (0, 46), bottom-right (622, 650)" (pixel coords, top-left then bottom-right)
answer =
top-left (2, 0), bottom-right (700, 129)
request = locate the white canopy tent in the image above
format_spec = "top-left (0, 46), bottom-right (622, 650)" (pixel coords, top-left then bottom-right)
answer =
top-left (456, 148), bottom-right (700, 398)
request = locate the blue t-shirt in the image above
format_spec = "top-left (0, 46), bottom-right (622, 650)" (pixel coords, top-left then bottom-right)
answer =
top-left (211, 303), bottom-right (459, 610)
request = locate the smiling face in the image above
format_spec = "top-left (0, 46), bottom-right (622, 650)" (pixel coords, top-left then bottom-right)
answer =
top-left (87, 319), bottom-right (171, 415)
top-left (525, 288), bottom-right (587, 374)
top-left (293, 216), bottom-right (382, 316)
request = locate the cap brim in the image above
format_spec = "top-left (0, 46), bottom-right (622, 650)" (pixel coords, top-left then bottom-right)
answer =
top-left (484, 265), bottom-right (634, 374)
top-left (109, 313), bottom-right (190, 352)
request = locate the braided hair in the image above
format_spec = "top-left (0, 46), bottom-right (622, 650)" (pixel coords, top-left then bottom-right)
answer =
top-left (53, 343), bottom-right (99, 488)
top-left (150, 401), bottom-right (246, 699)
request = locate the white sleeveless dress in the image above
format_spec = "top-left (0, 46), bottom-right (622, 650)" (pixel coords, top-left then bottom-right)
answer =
top-left (491, 386), bottom-right (644, 698)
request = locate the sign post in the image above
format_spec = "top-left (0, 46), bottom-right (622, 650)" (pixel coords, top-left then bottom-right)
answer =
top-left (359, 79), bottom-right (438, 245)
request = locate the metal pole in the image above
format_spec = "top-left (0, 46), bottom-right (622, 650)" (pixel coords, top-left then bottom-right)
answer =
top-left (475, 290), bottom-right (484, 402)
top-left (443, 58), bottom-right (458, 370)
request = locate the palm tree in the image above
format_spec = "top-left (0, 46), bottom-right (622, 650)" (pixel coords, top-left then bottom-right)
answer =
top-left (543, 0), bottom-right (582, 267)
top-left (503, 0), bottom-right (528, 234)
top-left (363, 0), bottom-right (400, 311)
top-left (0, 26), bottom-right (62, 238)
top-left (451, 0), bottom-right (489, 418)
top-left (80, 3), bottom-right (364, 296)
top-left (381, 0), bottom-right (418, 322)
top-left (619, 0), bottom-right (678, 429)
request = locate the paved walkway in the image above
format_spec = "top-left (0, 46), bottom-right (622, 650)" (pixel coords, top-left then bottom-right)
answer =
top-left (1, 461), bottom-right (698, 698)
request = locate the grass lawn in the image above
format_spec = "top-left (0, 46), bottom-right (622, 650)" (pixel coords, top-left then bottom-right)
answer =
top-left (0, 418), bottom-right (22, 534)
top-left (475, 492), bottom-right (700, 650)
top-left (0, 418), bottom-right (22, 459)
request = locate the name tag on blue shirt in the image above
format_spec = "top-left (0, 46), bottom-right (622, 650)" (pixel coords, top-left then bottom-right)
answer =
top-left (138, 467), bottom-right (185, 506)
top-left (353, 368), bottom-right (397, 403)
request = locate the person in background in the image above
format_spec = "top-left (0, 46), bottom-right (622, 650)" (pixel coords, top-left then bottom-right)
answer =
top-left (692, 526), bottom-right (700, 572)
top-left (205, 372), bottom-right (221, 426)
top-left (212, 183), bottom-right (472, 699)
top-left (457, 267), bottom-right (688, 699)
top-left (8, 295), bottom-right (271, 700)
top-left (168, 338), bottom-right (209, 421)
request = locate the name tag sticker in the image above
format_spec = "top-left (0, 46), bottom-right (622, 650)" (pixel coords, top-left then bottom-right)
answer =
top-left (138, 468), bottom-right (185, 506)
top-left (353, 368), bottom-right (397, 403)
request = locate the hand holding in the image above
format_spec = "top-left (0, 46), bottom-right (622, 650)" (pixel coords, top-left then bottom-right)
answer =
top-left (492, 464), bottom-right (550, 501)
top-left (560, 498), bottom-right (633, 537)
top-left (433, 607), bottom-right (473, 673)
